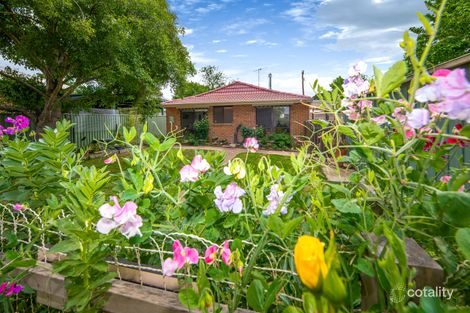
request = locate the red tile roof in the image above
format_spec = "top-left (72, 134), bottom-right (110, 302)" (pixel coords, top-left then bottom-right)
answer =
top-left (163, 81), bottom-right (311, 107)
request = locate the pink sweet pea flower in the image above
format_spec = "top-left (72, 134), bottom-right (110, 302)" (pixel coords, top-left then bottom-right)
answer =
top-left (104, 155), bottom-right (117, 164)
top-left (263, 184), bottom-right (291, 216)
top-left (348, 61), bottom-right (367, 77)
top-left (404, 126), bottom-right (416, 139)
top-left (406, 109), bottom-right (430, 129)
top-left (4, 283), bottom-right (22, 297)
top-left (392, 107), bottom-right (407, 124)
top-left (440, 175), bottom-right (468, 192)
top-left (162, 258), bottom-right (179, 276)
top-left (214, 182), bottom-right (246, 214)
top-left (204, 245), bottom-right (219, 265)
top-left (13, 203), bottom-right (25, 211)
top-left (371, 115), bottom-right (387, 125)
top-left (243, 137), bottom-right (259, 153)
top-left (433, 69), bottom-right (451, 77)
top-left (172, 240), bottom-right (199, 268)
top-left (0, 282), bottom-right (7, 294)
top-left (191, 155), bottom-right (210, 173)
top-left (221, 241), bottom-right (232, 266)
top-left (96, 196), bottom-right (142, 238)
top-left (180, 165), bottom-right (200, 182)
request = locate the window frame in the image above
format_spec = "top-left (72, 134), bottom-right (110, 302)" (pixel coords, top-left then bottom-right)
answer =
top-left (213, 106), bottom-right (233, 124)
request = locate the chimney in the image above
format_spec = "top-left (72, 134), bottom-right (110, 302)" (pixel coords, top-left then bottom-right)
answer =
top-left (268, 73), bottom-right (272, 89)
top-left (301, 70), bottom-right (305, 95)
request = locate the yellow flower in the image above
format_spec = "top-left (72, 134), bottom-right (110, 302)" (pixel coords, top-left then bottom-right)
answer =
top-left (294, 235), bottom-right (328, 290)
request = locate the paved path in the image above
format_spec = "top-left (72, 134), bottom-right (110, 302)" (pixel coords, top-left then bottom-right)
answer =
top-left (181, 145), bottom-right (353, 182)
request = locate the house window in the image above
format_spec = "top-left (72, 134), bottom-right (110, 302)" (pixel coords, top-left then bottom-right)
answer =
top-left (256, 106), bottom-right (290, 133)
top-left (213, 106), bottom-right (233, 124)
top-left (181, 109), bottom-right (207, 130)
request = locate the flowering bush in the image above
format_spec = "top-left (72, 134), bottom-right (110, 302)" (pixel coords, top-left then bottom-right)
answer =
top-left (0, 2), bottom-right (469, 312)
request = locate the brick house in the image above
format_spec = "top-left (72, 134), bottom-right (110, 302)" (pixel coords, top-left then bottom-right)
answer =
top-left (163, 81), bottom-right (312, 144)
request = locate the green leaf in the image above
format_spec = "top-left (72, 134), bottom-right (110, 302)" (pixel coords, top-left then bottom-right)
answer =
top-left (417, 12), bottom-right (433, 35)
top-left (303, 292), bottom-right (317, 313)
top-left (282, 216), bottom-right (303, 239)
top-left (358, 122), bottom-right (384, 145)
top-left (455, 228), bottom-right (470, 260)
top-left (143, 132), bottom-right (160, 149)
top-left (379, 61), bottom-right (407, 96)
top-left (460, 124), bottom-right (470, 138)
top-left (49, 240), bottom-right (80, 253)
top-left (373, 66), bottom-right (383, 96)
top-left (310, 120), bottom-right (329, 128)
top-left (247, 279), bottom-right (265, 312)
top-left (264, 279), bottom-right (286, 311)
top-left (337, 125), bottom-right (355, 139)
top-left (123, 127), bottom-right (137, 143)
top-left (419, 290), bottom-right (445, 313)
top-left (178, 288), bottom-right (199, 309)
top-left (283, 306), bottom-right (303, 313)
top-left (267, 215), bottom-right (284, 237)
top-left (355, 258), bottom-right (375, 277)
top-left (331, 198), bottom-right (361, 214)
top-left (437, 192), bottom-right (470, 227)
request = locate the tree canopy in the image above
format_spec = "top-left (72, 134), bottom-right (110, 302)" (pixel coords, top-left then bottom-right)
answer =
top-left (0, 0), bottom-right (193, 129)
top-left (329, 76), bottom-right (345, 92)
top-left (409, 0), bottom-right (470, 69)
top-left (200, 65), bottom-right (226, 90)
top-left (173, 81), bottom-right (209, 99)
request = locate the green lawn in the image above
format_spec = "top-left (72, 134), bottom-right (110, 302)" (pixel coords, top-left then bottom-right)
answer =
top-left (233, 153), bottom-right (293, 172)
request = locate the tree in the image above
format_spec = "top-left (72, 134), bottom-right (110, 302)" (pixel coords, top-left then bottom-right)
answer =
top-left (200, 66), bottom-right (226, 90)
top-left (409, 0), bottom-right (470, 69)
top-left (0, 0), bottom-right (193, 130)
top-left (173, 81), bottom-right (209, 99)
top-left (329, 76), bottom-right (344, 92)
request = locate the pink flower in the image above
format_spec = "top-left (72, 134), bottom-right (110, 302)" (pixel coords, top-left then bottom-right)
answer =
top-left (221, 241), bottom-right (232, 266)
top-left (2, 282), bottom-right (23, 297)
top-left (180, 155), bottom-right (211, 182)
top-left (392, 107), bottom-right (407, 124)
top-left (172, 240), bottom-right (199, 268)
top-left (404, 126), bottom-right (416, 139)
top-left (371, 115), bottom-right (387, 125)
top-left (243, 137), bottom-right (259, 153)
top-left (14, 115), bottom-right (29, 130)
top-left (96, 196), bottom-right (142, 239)
top-left (204, 245), bottom-right (219, 264)
top-left (162, 258), bottom-right (179, 276)
top-left (406, 109), bottom-right (430, 129)
top-left (433, 69), bottom-right (451, 77)
top-left (348, 61), bottom-right (367, 77)
top-left (263, 184), bottom-right (291, 216)
top-left (2, 115), bottom-right (30, 136)
top-left (13, 203), bottom-right (25, 211)
top-left (214, 182), bottom-right (246, 214)
top-left (104, 155), bottom-right (117, 164)
top-left (0, 282), bottom-right (7, 294)
top-left (180, 165), bottom-right (199, 182)
top-left (191, 155), bottom-right (210, 173)
top-left (440, 175), bottom-right (468, 192)
top-left (416, 68), bottom-right (470, 122)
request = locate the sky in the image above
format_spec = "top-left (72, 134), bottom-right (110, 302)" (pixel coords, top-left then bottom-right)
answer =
top-left (165, 0), bottom-right (428, 98)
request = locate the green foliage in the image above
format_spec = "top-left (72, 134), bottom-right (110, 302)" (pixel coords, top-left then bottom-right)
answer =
top-left (193, 118), bottom-right (209, 141)
top-left (265, 132), bottom-right (292, 150)
top-left (329, 75), bottom-right (345, 92)
top-left (173, 81), bottom-right (209, 99)
top-left (408, 0), bottom-right (470, 69)
top-left (0, 0), bottom-right (193, 126)
top-left (200, 65), bottom-right (226, 89)
top-left (241, 125), bottom-right (264, 139)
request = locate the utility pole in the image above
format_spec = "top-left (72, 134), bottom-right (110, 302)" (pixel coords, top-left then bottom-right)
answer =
top-left (268, 73), bottom-right (272, 89)
top-left (301, 70), bottom-right (305, 95)
top-left (254, 67), bottom-right (264, 86)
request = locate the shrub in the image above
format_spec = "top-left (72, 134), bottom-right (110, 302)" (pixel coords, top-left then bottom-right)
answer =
top-left (266, 132), bottom-right (292, 150)
top-left (241, 125), bottom-right (264, 139)
top-left (193, 118), bottom-right (209, 141)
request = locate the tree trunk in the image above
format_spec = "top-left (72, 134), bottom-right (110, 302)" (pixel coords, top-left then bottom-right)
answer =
top-left (36, 79), bottom-right (63, 133)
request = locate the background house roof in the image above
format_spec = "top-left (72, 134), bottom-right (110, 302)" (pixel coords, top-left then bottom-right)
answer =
top-left (163, 81), bottom-right (311, 107)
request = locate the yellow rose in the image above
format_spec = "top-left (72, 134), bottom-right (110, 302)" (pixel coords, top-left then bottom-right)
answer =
top-left (294, 235), bottom-right (328, 290)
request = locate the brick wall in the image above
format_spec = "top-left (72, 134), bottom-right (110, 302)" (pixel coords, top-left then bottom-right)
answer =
top-left (290, 102), bottom-right (311, 139)
top-left (165, 108), bottom-right (180, 133)
top-left (208, 105), bottom-right (255, 144)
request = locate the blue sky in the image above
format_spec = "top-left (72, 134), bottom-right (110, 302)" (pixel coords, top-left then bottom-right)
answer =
top-left (165, 0), bottom-right (428, 98)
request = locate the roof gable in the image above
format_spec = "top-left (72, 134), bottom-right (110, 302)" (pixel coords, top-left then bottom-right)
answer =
top-left (164, 81), bottom-right (311, 106)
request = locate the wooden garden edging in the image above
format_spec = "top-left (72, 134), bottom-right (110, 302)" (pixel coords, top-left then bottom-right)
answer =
top-left (20, 249), bottom-right (255, 313)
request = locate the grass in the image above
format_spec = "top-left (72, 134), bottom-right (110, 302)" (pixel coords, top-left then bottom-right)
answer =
top-left (233, 153), bottom-right (293, 172)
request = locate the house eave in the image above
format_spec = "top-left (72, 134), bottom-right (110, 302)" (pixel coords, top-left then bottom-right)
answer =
top-left (163, 99), bottom-right (313, 109)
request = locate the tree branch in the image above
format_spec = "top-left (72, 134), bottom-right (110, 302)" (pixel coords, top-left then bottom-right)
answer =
top-left (0, 69), bottom-right (45, 96)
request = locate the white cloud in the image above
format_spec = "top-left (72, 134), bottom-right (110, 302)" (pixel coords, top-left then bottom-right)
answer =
top-left (245, 40), bottom-right (258, 45)
top-left (216, 49), bottom-right (228, 53)
top-left (212, 39), bottom-right (222, 43)
top-left (183, 28), bottom-right (194, 35)
top-left (244, 39), bottom-right (279, 47)
top-left (294, 39), bottom-right (306, 47)
top-left (232, 54), bottom-right (248, 58)
top-left (286, 0), bottom-right (428, 61)
top-left (222, 18), bottom-right (269, 35)
top-left (196, 3), bottom-right (223, 14)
